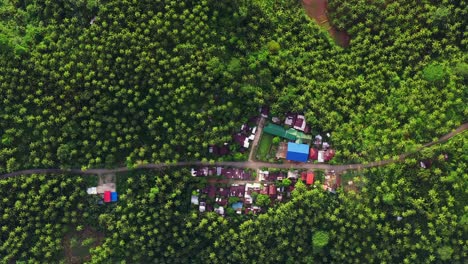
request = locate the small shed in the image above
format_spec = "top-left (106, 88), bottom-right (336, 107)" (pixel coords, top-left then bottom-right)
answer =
top-left (111, 192), bottom-right (118, 202)
top-left (286, 142), bottom-right (309, 162)
top-left (318, 151), bottom-right (325, 162)
top-left (309, 148), bottom-right (318, 160)
top-left (87, 187), bottom-right (97, 195)
top-left (191, 195), bottom-right (199, 205)
top-left (103, 191), bottom-right (111, 203)
top-left (324, 149), bottom-right (336, 161)
top-left (306, 172), bottom-right (315, 185)
top-left (243, 138), bottom-right (250, 148)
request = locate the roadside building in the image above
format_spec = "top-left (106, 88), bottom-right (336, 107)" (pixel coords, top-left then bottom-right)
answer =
top-left (324, 149), bottom-right (336, 162)
top-left (287, 170), bottom-right (299, 179)
top-left (103, 191), bottom-right (111, 203)
top-left (318, 150), bottom-right (325, 163)
top-left (286, 142), bottom-right (309, 162)
top-left (306, 172), bottom-right (314, 185)
top-left (111, 192), bottom-right (118, 202)
top-left (309, 148), bottom-right (318, 160)
top-left (258, 170), bottom-right (269, 181)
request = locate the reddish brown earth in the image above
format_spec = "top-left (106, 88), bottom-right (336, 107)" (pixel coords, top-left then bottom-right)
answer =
top-left (302, 0), bottom-right (350, 47)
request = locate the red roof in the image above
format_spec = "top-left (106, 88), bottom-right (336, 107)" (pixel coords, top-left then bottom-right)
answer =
top-left (324, 149), bottom-right (336, 161)
top-left (309, 148), bottom-right (318, 160)
top-left (269, 185), bottom-right (277, 196)
top-left (233, 134), bottom-right (246, 144)
top-left (219, 146), bottom-right (229, 155)
top-left (217, 188), bottom-right (229, 197)
top-left (104, 191), bottom-right (111, 203)
top-left (306, 172), bottom-right (315, 185)
top-left (217, 199), bottom-right (227, 206)
top-left (230, 185), bottom-right (245, 197)
top-left (208, 185), bottom-right (216, 198)
top-left (294, 118), bottom-right (304, 128)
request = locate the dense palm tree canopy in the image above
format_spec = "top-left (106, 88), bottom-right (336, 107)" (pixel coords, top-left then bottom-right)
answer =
top-left (0, 0), bottom-right (466, 263)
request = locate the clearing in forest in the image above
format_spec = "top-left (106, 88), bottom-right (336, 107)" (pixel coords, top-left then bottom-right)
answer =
top-left (63, 227), bottom-right (104, 263)
top-left (302, 0), bottom-right (350, 47)
top-left (96, 173), bottom-right (116, 194)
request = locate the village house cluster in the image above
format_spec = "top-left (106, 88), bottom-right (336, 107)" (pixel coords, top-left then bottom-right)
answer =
top-left (208, 106), bottom-right (336, 166)
top-left (208, 115), bottom-right (259, 156)
top-left (190, 166), bottom-right (338, 217)
top-left (194, 107), bottom-right (343, 217)
top-left (265, 112), bottom-right (336, 163)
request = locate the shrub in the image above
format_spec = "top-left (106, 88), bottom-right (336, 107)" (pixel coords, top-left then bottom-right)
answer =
top-left (312, 231), bottom-right (330, 248)
top-left (267, 40), bottom-right (280, 54)
top-left (422, 63), bottom-right (447, 83)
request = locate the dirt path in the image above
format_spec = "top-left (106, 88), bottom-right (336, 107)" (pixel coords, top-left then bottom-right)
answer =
top-left (248, 116), bottom-right (266, 162)
top-left (302, 0), bottom-right (350, 47)
top-left (0, 123), bottom-right (466, 179)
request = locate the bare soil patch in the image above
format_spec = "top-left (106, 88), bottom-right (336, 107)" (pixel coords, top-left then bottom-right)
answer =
top-left (96, 173), bottom-right (116, 193)
top-left (302, 0), bottom-right (350, 47)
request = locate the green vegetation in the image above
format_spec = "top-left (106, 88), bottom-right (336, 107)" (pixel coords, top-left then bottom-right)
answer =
top-left (64, 228), bottom-right (102, 263)
top-left (422, 62), bottom-right (448, 83)
top-left (0, 0), bottom-right (466, 262)
top-left (1, 133), bottom-right (467, 262)
top-left (0, 174), bottom-right (90, 261)
top-left (0, 0), bottom-right (465, 172)
top-left (256, 133), bottom-right (274, 160)
top-left (279, 178), bottom-right (292, 187)
top-left (256, 193), bottom-right (271, 208)
top-left (312, 230), bottom-right (330, 248)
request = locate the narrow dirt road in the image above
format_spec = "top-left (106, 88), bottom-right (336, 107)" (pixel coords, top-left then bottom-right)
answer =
top-left (248, 116), bottom-right (266, 162)
top-left (0, 123), bottom-right (466, 179)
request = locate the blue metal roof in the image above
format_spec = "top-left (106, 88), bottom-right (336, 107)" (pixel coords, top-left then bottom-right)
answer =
top-left (286, 142), bottom-right (309, 162)
top-left (111, 192), bottom-right (118, 202)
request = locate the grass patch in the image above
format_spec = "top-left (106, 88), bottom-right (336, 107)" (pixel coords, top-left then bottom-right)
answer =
top-left (341, 171), bottom-right (359, 183)
top-left (314, 170), bottom-right (325, 184)
top-left (256, 133), bottom-right (273, 160)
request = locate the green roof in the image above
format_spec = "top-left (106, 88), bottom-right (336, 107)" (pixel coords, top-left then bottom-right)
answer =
top-left (263, 123), bottom-right (296, 140)
top-left (297, 132), bottom-right (312, 141)
top-left (286, 128), bottom-right (312, 141)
